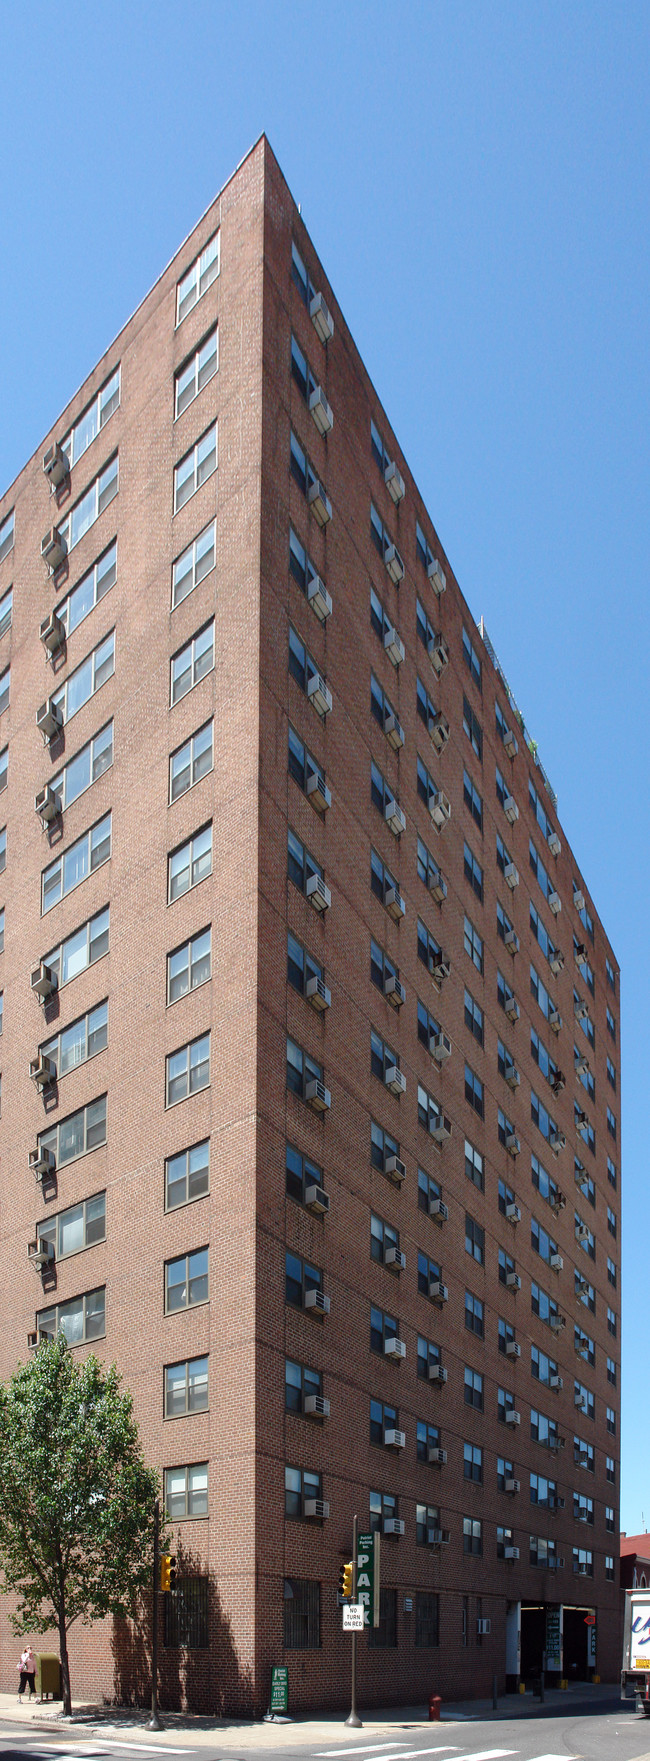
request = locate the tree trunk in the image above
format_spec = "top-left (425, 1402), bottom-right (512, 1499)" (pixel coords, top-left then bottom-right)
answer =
top-left (57, 1602), bottom-right (71, 1717)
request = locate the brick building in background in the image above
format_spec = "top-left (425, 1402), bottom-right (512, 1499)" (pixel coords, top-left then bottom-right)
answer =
top-left (0, 135), bottom-right (621, 1710)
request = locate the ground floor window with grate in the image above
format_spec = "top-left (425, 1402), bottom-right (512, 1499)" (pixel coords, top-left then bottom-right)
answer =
top-left (415, 1591), bottom-right (439, 1647)
top-left (164, 1577), bottom-right (209, 1648)
top-left (368, 1586), bottom-right (397, 1647)
top-left (283, 1577), bottom-right (321, 1648)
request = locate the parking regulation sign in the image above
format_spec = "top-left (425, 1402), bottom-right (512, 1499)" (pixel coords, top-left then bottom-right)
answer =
top-left (342, 1604), bottom-right (365, 1631)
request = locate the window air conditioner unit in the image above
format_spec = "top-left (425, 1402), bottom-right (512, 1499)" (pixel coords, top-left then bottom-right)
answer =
top-left (574, 1159), bottom-right (587, 1185)
top-left (306, 771), bottom-right (331, 814)
top-left (550, 1253), bottom-right (564, 1271)
top-left (506, 1270), bottom-right (521, 1291)
top-left (308, 385), bottom-right (333, 436)
top-left (550, 949), bottom-right (564, 975)
top-left (551, 1188), bottom-right (566, 1213)
top-left (505, 1062), bottom-right (520, 1091)
top-left (550, 1131), bottom-right (566, 1155)
top-left (429, 949), bottom-right (451, 983)
top-left (428, 1363), bottom-right (447, 1384)
top-left (304, 1288), bottom-right (330, 1316)
top-left (574, 1391), bottom-right (585, 1407)
top-left (429, 1196), bottom-right (448, 1225)
top-left (303, 1393), bottom-right (330, 1419)
top-left (35, 785), bottom-right (60, 825)
top-left (504, 1546), bottom-right (520, 1560)
top-left (504, 861), bottom-right (519, 891)
top-left (43, 441), bottom-right (69, 488)
top-left (29, 1053), bottom-right (56, 1090)
top-left (552, 1069), bottom-right (566, 1095)
top-left (307, 573), bottom-right (332, 621)
top-left (574, 889), bottom-right (585, 912)
top-left (549, 1008), bottom-right (562, 1034)
top-left (427, 864), bottom-right (447, 903)
top-left (307, 672), bottom-right (332, 718)
top-left (384, 974), bottom-right (406, 1009)
top-left (505, 1408), bottom-right (520, 1426)
top-left (550, 1314), bottom-right (565, 1333)
top-left (502, 725), bottom-right (518, 758)
top-left (505, 1477), bottom-right (520, 1494)
top-left (504, 993), bottom-right (520, 1023)
top-left (548, 891), bottom-right (562, 916)
top-left (577, 1563), bottom-right (589, 1576)
top-left (304, 1078), bottom-right (331, 1113)
top-left (385, 1244), bottom-right (406, 1271)
top-left (505, 1131), bottom-right (520, 1158)
top-left (306, 873), bottom-right (331, 914)
top-left (428, 632), bottom-right (449, 675)
top-left (576, 1223), bottom-right (591, 1244)
top-left (429, 711), bottom-right (450, 753)
top-left (429, 1280), bottom-right (448, 1306)
top-left (428, 1527), bottom-right (450, 1546)
top-left (29, 1146), bottom-right (55, 1181)
top-left (304, 1181), bottom-right (330, 1216)
top-left (574, 998), bottom-right (589, 1022)
top-left (505, 1203), bottom-right (521, 1225)
top-left (384, 797), bottom-right (406, 837)
top-left (36, 698), bottom-right (63, 742)
top-left (304, 1497), bottom-right (329, 1520)
top-left (550, 1374), bottom-right (563, 1390)
top-left (307, 479), bottom-right (332, 527)
top-left (27, 1331), bottom-right (40, 1350)
top-left (384, 1427), bottom-right (406, 1450)
top-left (384, 884), bottom-right (405, 921)
top-left (505, 927), bottom-right (520, 954)
top-left (427, 556), bottom-right (446, 597)
top-left (28, 1238), bottom-right (55, 1269)
top-left (430, 1113), bottom-right (452, 1145)
top-left (430, 1030), bottom-right (451, 1065)
top-left (428, 788), bottom-right (451, 830)
top-left (575, 1274), bottom-right (588, 1294)
top-left (548, 831), bottom-right (562, 858)
top-left (428, 1445), bottom-right (447, 1466)
top-left (384, 461), bottom-right (405, 503)
top-left (384, 710), bottom-right (405, 751)
top-left (384, 1336), bottom-right (406, 1360)
top-left (383, 1517), bottom-right (405, 1536)
top-left (309, 290), bottom-right (334, 344)
top-left (383, 624), bottom-right (405, 666)
top-left (504, 795), bottom-right (519, 825)
top-left (41, 527), bottom-right (67, 572)
top-left (40, 611), bottom-right (65, 656)
top-left (305, 975), bottom-right (331, 1013)
top-left (575, 1053), bottom-right (590, 1076)
top-left (477, 1618), bottom-right (492, 1635)
top-left (384, 542), bottom-right (404, 584)
top-left (31, 961), bottom-right (57, 1000)
top-left (384, 1152), bottom-right (406, 1185)
top-left (505, 1339), bottom-right (521, 1358)
top-left (384, 1064), bottom-right (406, 1097)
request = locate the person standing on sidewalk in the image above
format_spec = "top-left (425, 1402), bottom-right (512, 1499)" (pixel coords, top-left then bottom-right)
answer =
top-left (17, 1646), bottom-right (36, 1699)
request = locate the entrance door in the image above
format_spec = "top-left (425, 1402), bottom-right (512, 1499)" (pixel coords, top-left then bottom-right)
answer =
top-left (520, 1605), bottom-right (546, 1681)
top-left (563, 1606), bottom-right (591, 1680)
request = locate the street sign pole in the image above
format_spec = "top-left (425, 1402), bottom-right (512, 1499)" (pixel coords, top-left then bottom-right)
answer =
top-left (345, 1513), bottom-right (362, 1728)
top-left (147, 1498), bottom-right (163, 1732)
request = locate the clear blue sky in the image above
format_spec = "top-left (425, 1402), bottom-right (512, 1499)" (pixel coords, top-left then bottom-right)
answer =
top-left (2, 2), bottom-right (647, 1530)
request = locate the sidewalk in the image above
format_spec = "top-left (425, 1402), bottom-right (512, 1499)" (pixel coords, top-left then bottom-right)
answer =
top-left (0, 1680), bottom-right (620, 1748)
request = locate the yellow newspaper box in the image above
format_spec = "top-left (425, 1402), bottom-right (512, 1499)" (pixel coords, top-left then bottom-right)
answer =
top-left (35, 1654), bottom-right (61, 1699)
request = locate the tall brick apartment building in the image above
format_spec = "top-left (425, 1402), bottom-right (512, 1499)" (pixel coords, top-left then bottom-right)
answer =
top-left (0, 135), bottom-right (621, 1711)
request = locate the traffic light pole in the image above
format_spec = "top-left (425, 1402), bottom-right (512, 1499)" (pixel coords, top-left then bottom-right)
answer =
top-left (148, 1498), bottom-right (163, 1732)
top-left (345, 1513), bottom-right (362, 1728)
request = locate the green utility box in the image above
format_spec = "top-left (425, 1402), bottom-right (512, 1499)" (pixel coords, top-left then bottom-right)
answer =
top-left (35, 1654), bottom-right (61, 1699)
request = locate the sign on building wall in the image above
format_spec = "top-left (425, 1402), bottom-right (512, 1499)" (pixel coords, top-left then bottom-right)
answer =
top-left (545, 1605), bottom-right (562, 1672)
top-left (357, 1532), bottom-right (380, 1628)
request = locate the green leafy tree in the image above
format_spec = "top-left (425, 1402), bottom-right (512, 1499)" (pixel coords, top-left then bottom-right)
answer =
top-left (0, 1337), bottom-right (161, 1715)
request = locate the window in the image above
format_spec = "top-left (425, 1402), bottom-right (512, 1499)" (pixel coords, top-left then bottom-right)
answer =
top-left (0, 748), bottom-right (6, 795)
top-left (417, 998), bottom-right (441, 1053)
top-left (56, 541), bottom-right (117, 639)
top-left (605, 1556), bottom-right (615, 1581)
top-left (416, 1419), bottom-right (440, 1461)
top-left (61, 370), bottom-right (120, 469)
top-left (416, 754), bottom-right (442, 816)
top-left (464, 1064), bottom-right (484, 1119)
top-left (285, 1466), bottom-right (323, 1520)
top-left (0, 908), bottom-right (4, 952)
top-left (37, 1192), bottom-right (106, 1262)
top-left (286, 1252), bottom-right (323, 1311)
top-left (531, 1217), bottom-right (559, 1266)
top-left (367, 1586), bottom-right (397, 1648)
top-left (416, 674), bottom-right (438, 735)
top-left (606, 1006), bottom-right (616, 1042)
top-left (164, 1357), bottom-right (208, 1417)
top-left (416, 596), bottom-right (437, 657)
top-left (605, 1505), bottom-right (615, 1533)
top-left (39, 1096), bottom-right (106, 1169)
top-left (417, 1335), bottom-right (441, 1379)
top-left (417, 917), bottom-right (444, 977)
top-left (574, 1380), bottom-right (594, 1421)
top-left (41, 1000), bottom-right (108, 1079)
top-left (37, 1287), bottom-right (105, 1346)
top-left (49, 721), bottom-right (113, 812)
top-left (606, 956), bottom-right (616, 990)
top-left (290, 626), bottom-right (327, 701)
top-left (369, 1488), bottom-right (397, 1536)
top-left (416, 520), bottom-right (438, 577)
top-left (174, 426), bottom-right (217, 514)
top-left (464, 1442), bottom-right (483, 1483)
top-left (285, 1359), bottom-right (322, 1413)
top-left (574, 990), bottom-right (595, 1047)
top-left (370, 502), bottom-right (394, 564)
top-left (370, 1397), bottom-right (398, 1445)
top-left (289, 526), bottom-right (330, 614)
top-left (465, 1291), bottom-right (484, 1337)
top-left (462, 627), bottom-right (482, 690)
top-left (463, 696), bottom-right (482, 761)
top-left (165, 1140), bottom-right (210, 1211)
top-left (0, 589), bottom-right (10, 637)
top-left (292, 334), bottom-right (321, 405)
top-left (286, 1037), bottom-right (324, 1102)
top-left (607, 1205), bottom-right (617, 1239)
top-left (607, 1356), bottom-right (617, 1387)
top-left (164, 1463), bottom-right (208, 1519)
top-left (465, 1140), bottom-right (484, 1192)
top-left (530, 901), bottom-right (559, 968)
top-left (283, 1577), bottom-right (320, 1650)
top-left (607, 1106), bottom-right (617, 1141)
top-left (177, 232), bottom-right (219, 324)
top-left (574, 934), bottom-right (595, 996)
top-left (175, 329), bottom-right (218, 419)
top-left (529, 777), bottom-right (556, 845)
top-left (572, 1547), bottom-right (593, 1578)
top-left (172, 521), bottom-right (216, 609)
top-left (288, 726), bottom-right (328, 806)
top-left (530, 1472), bottom-right (557, 1508)
top-left (575, 1270), bottom-right (596, 1314)
top-left (607, 1306), bottom-right (617, 1337)
top-left (417, 1082), bottom-right (444, 1138)
top-left (164, 1577), bottom-right (209, 1648)
top-left (371, 1210), bottom-right (400, 1267)
top-left (531, 1027), bottom-right (559, 1090)
top-left (606, 1455), bottom-right (615, 1483)
top-left (57, 455), bottom-right (119, 555)
top-left (415, 1591), bottom-right (439, 1648)
top-left (43, 905), bottom-right (109, 989)
top-left (530, 1088), bottom-right (559, 1148)
top-left (574, 1435), bottom-right (595, 1471)
top-left (496, 832), bottom-right (515, 878)
top-left (463, 769), bottom-right (483, 831)
top-left (371, 1306), bottom-right (399, 1354)
top-left (607, 1156), bottom-right (617, 1189)
top-left (372, 585), bottom-right (398, 649)
top-left (572, 878), bottom-right (594, 942)
top-left (463, 1517), bottom-right (482, 1556)
top-left (464, 842), bottom-right (483, 902)
top-left (530, 1408), bottom-right (559, 1449)
top-left (370, 1119), bottom-right (400, 1174)
top-left (171, 620), bottom-right (214, 704)
top-left (464, 915), bottom-right (483, 974)
top-left (574, 1325), bottom-right (595, 1367)
top-left (0, 510), bottom-right (14, 566)
top-left (371, 760), bottom-right (401, 823)
top-left (418, 1249), bottom-right (442, 1298)
top-left (291, 241), bottom-right (318, 306)
top-left (291, 431), bottom-right (330, 514)
top-left (499, 1316), bottom-right (516, 1355)
top-left (371, 418), bottom-right (392, 474)
top-left (167, 928), bottom-right (211, 1004)
top-left (464, 1367), bottom-right (483, 1410)
top-left (165, 1248), bottom-right (208, 1313)
top-left (463, 989), bottom-right (483, 1048)
top-left (499, 1247), bottom-right (517, 1287)
top-left (169, 720), bottom-right (213, 803)
top-left (51, 633), bottom-right (115, 728)
top-left (529, 836), bottom-right (556, 907)
top-left (416, 1501), bottom-right (440, 1544)
top-left (371, 938), bottom-right (398, 995)
top-left (607, 1257), bottom-right (617, 1288)
top-left (606, 1405), bottom-right (616, 1435)
top-left (288, 828), bottom-right (323, 895)
top-left (165, 1033), bottom-right (210, 1105)
top-left (496, 1525), bottom-right (514, 1559)
top-left (286, 1143), bottom-right (326, 1210)
top-left (0, 666), bottom-right (10, 716)
top-left (530, 1343), bottom-right (558, 1384)
top-left (497, 1386), bottom-right (517, 1424)
top-left (42, 813), bottom-right (111, 913)
top-left (168, 824), bottom-right (212, 901)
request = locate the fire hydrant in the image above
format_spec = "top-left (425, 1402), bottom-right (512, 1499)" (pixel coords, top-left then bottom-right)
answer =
top-left (428, 1693), bottom-right (441, 1721)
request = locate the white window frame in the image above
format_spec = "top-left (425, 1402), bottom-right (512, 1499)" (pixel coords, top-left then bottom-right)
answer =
top-left (176, 231), bottom-right (220, 325)
top-left (61, 369), bottom-right (121, 470)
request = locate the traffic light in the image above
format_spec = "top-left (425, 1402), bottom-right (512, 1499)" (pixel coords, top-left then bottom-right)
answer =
top-left (338, 1560), bottom-right (353, 1601)
top-left (160, 1553), bottom-right (177, 1593)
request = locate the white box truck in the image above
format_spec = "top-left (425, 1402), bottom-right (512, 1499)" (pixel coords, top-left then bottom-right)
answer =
top-left (621, 1590), bottom-right (650, 1708)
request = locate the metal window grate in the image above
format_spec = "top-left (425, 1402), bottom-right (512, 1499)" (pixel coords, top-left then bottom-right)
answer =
top-left (283, 1577), bottom-right (321, 1649)
top-left (164, 1576), bottom-right (209, 1649)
